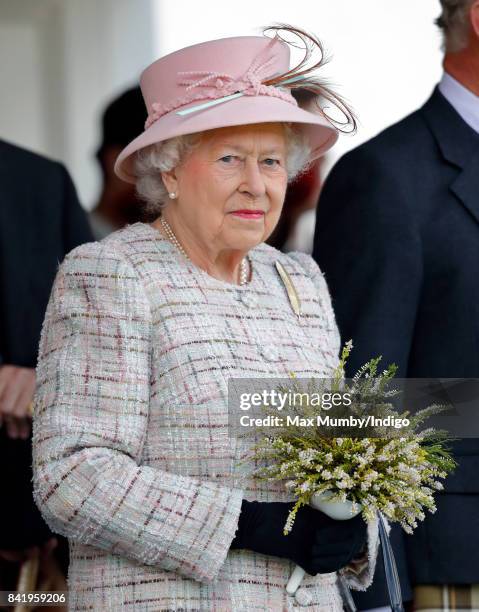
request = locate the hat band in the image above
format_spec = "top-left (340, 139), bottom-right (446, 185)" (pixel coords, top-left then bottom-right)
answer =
top-left (144, 35), bottom-right (301, 130)
top-left (144, 75), bottom-right (299, 129)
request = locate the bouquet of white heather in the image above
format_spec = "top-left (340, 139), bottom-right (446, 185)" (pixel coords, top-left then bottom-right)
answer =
top-left (247, 341), bottom-right (457, 535)
top-left (241, 341), bottom-right (457, 609)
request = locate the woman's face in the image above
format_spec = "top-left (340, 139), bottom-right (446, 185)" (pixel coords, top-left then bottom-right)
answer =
top-left (162, 122), bottom-right (289, 253)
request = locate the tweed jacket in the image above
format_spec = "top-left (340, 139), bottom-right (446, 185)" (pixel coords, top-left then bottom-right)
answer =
top-left (32, 222), bottom-right (380, 611)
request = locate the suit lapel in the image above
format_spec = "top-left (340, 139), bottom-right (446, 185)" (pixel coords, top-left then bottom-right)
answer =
top-left (420, 88), bottom-right (479, 225)
top-left (450, 149), bottom-right (479, 225)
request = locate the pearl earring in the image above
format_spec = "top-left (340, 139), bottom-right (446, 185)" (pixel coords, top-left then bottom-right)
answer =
top-left (169, 192), bottom-right (177, 199)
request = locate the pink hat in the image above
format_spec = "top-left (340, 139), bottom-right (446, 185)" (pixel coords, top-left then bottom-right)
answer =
top-left (114, 29), bottom-right (341, 183)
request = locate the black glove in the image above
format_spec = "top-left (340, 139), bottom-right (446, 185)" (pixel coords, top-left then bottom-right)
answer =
top-left (230, 499), bottom-right (367, 575)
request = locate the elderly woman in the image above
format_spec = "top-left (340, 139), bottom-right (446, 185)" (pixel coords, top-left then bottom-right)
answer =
top-left (32, 26), bottom-right (380, 611)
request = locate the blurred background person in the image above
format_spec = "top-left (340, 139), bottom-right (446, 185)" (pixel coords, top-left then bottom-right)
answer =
top-left (90, 86), bottom-right (149, 239)
top-left (313, 0), bottom-right (479, 610)
top-left (0, 139), bottom-right (93, 601)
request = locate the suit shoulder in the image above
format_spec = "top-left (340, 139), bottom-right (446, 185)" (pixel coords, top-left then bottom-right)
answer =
top-left (254, 244), bottom-right (326, 280)
top-left (61, 233), bottom-right (139, 277)
top-left (284, 251), bottom-right (332, 291)
top-left (50, 239), bottom-right (151, 324)
top-left (284, 250), bottom-right (318, 275)
top-left (334, 107), bottom-right (429, 171)
top-left (99, 223), bottom-right (162, 268)
top-left (0, 139), bottom-right (64, 176)
top-left (56, 239), bottom-right (149, 311)
top-left (62, 223), bottom-right (165, 282)
top-left (62, 239), bottom-right (116, 268)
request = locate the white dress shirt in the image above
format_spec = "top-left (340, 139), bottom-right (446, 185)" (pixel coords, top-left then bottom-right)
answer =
top-left (438, 71), bottom-right (479, 134)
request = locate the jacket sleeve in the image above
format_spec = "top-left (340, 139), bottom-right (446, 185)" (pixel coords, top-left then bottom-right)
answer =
top-left (313, 148), bottom-right (423, 378)
top-left (31, 240), bottom-right (244, 584)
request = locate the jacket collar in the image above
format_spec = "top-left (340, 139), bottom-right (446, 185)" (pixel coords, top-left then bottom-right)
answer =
top-left (421, 87), bottom-right (479, 226)
top-left (420, 86), bottom-right (479, 168)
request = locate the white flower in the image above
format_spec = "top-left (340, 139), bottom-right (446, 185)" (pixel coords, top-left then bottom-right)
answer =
top-left (332, 467), bottom-right (348, 479)
top-left (336, 478), bottom-right (353, 489)
top-left (300, 481), bottom-right (311, 493)
top-left (298, 449), bottom-right (317, 466)
top-left (284, 513), bottom-right (295, 534)
top-left (355, 455), bottom-right (369, 467)
top-left (280, 462), bottom-right (293, 475)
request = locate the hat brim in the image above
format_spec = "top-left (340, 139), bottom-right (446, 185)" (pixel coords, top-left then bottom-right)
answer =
top-left (114, 94), bottom-right (338, 183)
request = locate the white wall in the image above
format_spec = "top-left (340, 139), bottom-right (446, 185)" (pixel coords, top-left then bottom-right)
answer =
top-left (0, 0), bottom-right (155, 208)
top-left (153, 0), bottom-right (444, 175)
top-left (0, 23), bottom-right (47, 151)
top-left (0, 1), bottom-right (61, 159)
top-left (60, 0), bottom-right (155, 207)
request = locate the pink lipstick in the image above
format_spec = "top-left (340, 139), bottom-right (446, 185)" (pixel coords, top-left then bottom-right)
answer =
top-left (231, 210), bottom-right (265, 219)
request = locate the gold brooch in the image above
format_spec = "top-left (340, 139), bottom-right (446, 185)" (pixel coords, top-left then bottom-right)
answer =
top-left (275, 261), bottom-right (302, 318)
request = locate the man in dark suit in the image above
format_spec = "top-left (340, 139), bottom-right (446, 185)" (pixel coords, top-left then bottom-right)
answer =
top-left (0, 139), bottom-right (93, 583)
top-left (313, 1), bottom-right (479, 610)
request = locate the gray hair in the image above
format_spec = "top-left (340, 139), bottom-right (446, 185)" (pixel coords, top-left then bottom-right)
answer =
top-left (436, 0), bottom-right (474, 52)
top-left (134, 123), bottom-right (313, 216)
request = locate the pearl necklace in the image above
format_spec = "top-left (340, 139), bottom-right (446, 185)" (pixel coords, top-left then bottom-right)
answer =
top-left (160, 217), bottom-right (249, 286)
